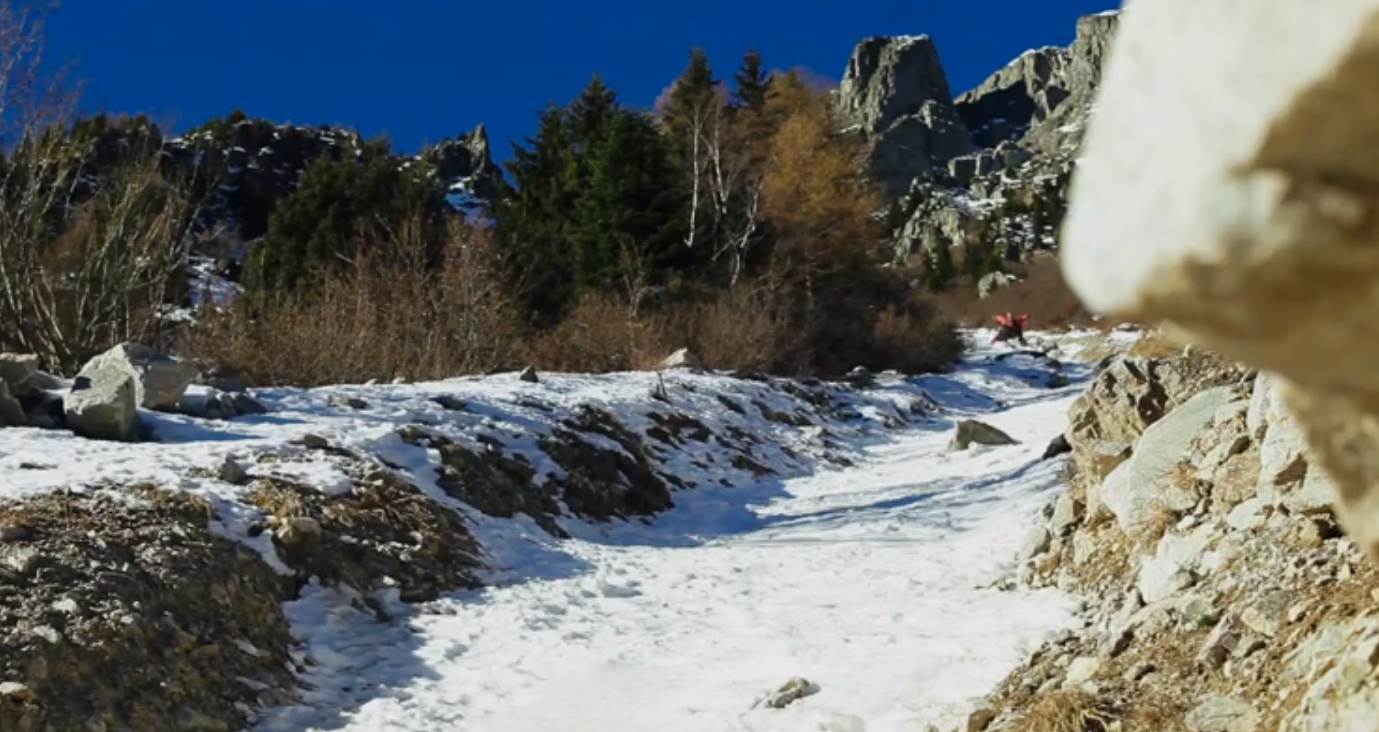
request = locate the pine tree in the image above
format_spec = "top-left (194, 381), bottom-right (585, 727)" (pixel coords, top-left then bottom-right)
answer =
top-left (733, 48), bottom-right (769, 111)
top-left (495, 104), bottom-right (579, 323)
top-left (247, 152), bottom-right (445, 293)
top-left (566, 75), bottom-right (618, 150)
top-left (884, 198), bottom-right (906, 237)
top-left (661, 48), bottom-right (719, 158)
top-left (494, 77), bottom-right (696, 322)
top-left (925, 242), bottom-right (956, 292)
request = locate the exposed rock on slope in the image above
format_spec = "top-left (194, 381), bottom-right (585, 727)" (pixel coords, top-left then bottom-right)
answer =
top-left (1057, 0), bottom-right (1379, 569)
top-left (965, 345), bottom-right (1379, 732)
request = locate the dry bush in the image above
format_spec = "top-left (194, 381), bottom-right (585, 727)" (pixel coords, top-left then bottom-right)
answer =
top-left (181, 219), bottom-right (524, 386)
top-left (680, 285), bottom-right (786, 373)
top-left (1018, 690), bottom-right (1116, 732)
top-left (869, 301), bottom-right (965, 374)
top-left (0, 6), bottom-right (200, 374)
top-left (523, 292), bottom-right (670, 373)
top-left (931, 254), bottom-right (1104, 331)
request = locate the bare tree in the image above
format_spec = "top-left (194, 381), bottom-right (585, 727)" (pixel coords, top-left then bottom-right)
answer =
top-left (0, 3), bottom-right (204, 373)
top-left (680, 87), bottom-right (768, 285)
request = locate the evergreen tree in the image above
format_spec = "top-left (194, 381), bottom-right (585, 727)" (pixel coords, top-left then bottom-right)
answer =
top-left (494, 104), bottom-right (579, 322)
top-left (733, 48), bottom-right (769, 111)
top-left (246, 151), bottom-right (446, 293)
top-left (566, 75), bottom-right (618, 150)
top-left (494, 77), bottom-right (696, 323)
top-left (883, 198), bottom-right (906, 237)
top-left (571, 108), bottom-right (691, 294)
top-left (661, 48), bottom-right (719, 159)
top-left (924, 242), bottom-right (956, 292)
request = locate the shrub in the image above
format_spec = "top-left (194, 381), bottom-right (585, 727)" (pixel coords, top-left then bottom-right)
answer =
top-left (931, 253), bottom-right (1098, 330)
top-left (522, 292), bottom-right (671, 374)
top-left (182, 219), bottom-right (523, 386)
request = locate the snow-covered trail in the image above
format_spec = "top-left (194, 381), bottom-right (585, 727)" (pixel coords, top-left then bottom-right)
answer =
top-left (257, 340), bottom-right (1091, 732)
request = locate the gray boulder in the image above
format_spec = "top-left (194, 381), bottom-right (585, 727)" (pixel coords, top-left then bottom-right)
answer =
top-left (85, 343), bottom-right (197, 412)
top-left (1185, 696), bottom-right (1258, 732)
top-left (948, 419), bottom-right (1018, 451)
top-left (659, 349), bottom-right (704, 371)
top-left (65, 357), bottom-right (141, 442)
top-left (1137, 524), bottom-right (1215, 603)
top-left (0, 354), bottom-right (38, 393)
top-left (0, 381), bottom-right (25, 427)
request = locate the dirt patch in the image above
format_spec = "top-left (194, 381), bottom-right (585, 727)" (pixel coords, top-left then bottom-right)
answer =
top-left (0, 488), bottom-right (295, 732)
top-left (247, 469), bottom-right (484, 605)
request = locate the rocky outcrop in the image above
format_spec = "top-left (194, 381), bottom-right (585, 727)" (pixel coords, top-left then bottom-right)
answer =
top-left (1058, 0), bottom-right (1379, 570)
top-left (971, 345), bottom-right (1379, 731)
top-left (418, 124), bottom-right (501, 201)
top-left (836, 35), bottom-right (975, 195)
top-left (838, 35), bottom-right (958, 135)
top-left (955, 47), bottom-right (1071, 148)
top-left (859, 10), bottom-right (1118, 267)
top-left (1020, 11), bottom-right (1120, 156)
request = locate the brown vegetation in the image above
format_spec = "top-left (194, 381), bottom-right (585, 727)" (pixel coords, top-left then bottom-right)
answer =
top-left (1017, 691), bottom-right (1116, 732)
top-left (930, 254), bottom-right (1102, 331)
top-left (0, 4), bottom-right (204, 374)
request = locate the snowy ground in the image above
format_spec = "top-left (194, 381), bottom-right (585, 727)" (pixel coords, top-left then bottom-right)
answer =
top-left (0, 328), bottom-right (1130, 732)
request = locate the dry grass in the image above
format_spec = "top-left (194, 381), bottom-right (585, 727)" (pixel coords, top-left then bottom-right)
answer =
top-left (1126, 329), bottom-right (1188, 359)
top-left (1134, 501), bottom-right (1183, 555)
top-left (1068, 523), bottom-right (1133, 592)
top-left (524, 292), bottom-right (670, 373)
top-left (1017, 691), bottom-right (1116, 732)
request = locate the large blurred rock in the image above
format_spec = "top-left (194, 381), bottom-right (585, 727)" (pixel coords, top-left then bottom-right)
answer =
top-left (1059, 0), bottom-right (1379, 560)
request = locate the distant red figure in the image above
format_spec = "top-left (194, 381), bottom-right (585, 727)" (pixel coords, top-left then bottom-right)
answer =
top-left (993, 312), bottom-right (1030, 346)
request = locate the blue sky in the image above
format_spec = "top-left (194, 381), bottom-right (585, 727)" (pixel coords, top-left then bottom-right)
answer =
top-left (46, 0), bottom-right (1114, 161)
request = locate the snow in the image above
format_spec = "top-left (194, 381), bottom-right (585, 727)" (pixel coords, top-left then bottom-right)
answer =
top-left (0, 330), bottom-right (1117, 731)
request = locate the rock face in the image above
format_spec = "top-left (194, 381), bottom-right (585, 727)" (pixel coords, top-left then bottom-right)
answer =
top-left (836, 35), bottom-right (975, 195)
top-left (1057, 0), bottom-right (1379, 563)
top-left (864, 11), bottom-right (1118, 267)
top-left (955, 47), bottom-right (1071, 148)
top-left (418, 124), bottom-right (501, 200)
top-left (839, 35), bottom-right (958, 135)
